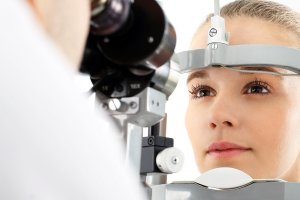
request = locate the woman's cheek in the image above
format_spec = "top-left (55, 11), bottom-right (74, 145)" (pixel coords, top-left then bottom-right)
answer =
top-left (185, 103), bottom-right (208, 148)
top-left (243, 95), bottom-right (290, 157)
top-left (186, 104), bottom-right (200, 137)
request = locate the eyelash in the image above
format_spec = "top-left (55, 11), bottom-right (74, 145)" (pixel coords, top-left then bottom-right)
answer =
top-left (189, 85), bottom-right (215, 100)
top-left (188, 79), bottom-right (271, 100)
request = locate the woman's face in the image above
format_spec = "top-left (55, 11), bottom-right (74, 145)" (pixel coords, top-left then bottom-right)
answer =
top-left (186, 16), bottom-right (300, 181)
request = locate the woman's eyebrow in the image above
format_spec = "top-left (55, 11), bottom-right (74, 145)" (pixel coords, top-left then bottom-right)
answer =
top-left (239, 66), bottom-right (283, 80)
top-left (241, 66), bottom-right (280, 73)
top-left (187, 66), bottom-right (283, 84)
top-left (187, 70), bottom-right (208, 84)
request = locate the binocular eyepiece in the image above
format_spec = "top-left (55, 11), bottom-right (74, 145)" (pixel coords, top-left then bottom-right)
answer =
top-left (87, 0), bottom-right (176, 68)
top-left (81, 0), bottom-right (178, 98)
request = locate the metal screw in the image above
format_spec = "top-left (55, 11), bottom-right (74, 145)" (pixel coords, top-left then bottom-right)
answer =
top-left (129, 101), bottom-right (137, 109)
top-left (171, 156), bottom-right (179, 165)
top-left (108, 99), bottom-right (121, 111)
top-left (209, 28), bottom-right (218, 37)
top-left (148, 137), bottom-right (154, 145)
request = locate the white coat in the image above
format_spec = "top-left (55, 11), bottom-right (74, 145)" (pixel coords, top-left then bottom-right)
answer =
top-left (0, 1), bottom-right (145, 199)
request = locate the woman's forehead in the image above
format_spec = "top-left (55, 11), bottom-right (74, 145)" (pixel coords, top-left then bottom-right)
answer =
top-left (191, 16), bottom-right (300, 49)
top-left (188, 16), bottom-right (300, 84)
top-left (187, 66), bottom-right (287, 84)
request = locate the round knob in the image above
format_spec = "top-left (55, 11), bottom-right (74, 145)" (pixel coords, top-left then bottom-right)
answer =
top-left (156, 147), bottom-right (184, 174)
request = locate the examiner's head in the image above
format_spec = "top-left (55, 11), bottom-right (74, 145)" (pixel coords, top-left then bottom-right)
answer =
top-left (28, 0), bottom-right (91, 67)
top-left (185, 0), bottom-right (300, 182)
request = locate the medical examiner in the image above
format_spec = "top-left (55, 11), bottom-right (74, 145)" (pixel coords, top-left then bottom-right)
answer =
top-left (186, 0), bottom-right (300, 182)
top-left (0, 0), bottom-right (145, 199)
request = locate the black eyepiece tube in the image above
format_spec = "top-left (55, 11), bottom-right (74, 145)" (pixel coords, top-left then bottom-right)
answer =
top-left (90, 0), bottom-right (130, 36)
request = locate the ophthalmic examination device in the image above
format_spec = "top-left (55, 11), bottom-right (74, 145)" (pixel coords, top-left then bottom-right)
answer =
top-left (80, 0), bottom-right (300, 199)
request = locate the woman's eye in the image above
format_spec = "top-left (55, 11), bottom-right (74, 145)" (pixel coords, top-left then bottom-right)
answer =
top-left (244, 80), bottom-right (271, 95)
top-left (189, 85), bottom-right (215, 99)
top-left (196, 89), bottom-right (212, 97)
top-left (246, 86), bottom-right (268, 94)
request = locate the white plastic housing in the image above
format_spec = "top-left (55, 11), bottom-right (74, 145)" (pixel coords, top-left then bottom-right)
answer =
top-left (207, 15), bottom-right (229, 45)
top-left (195, 167), bottom-right (253, 189)
top-left (156, 147), bottom-right (184, 174)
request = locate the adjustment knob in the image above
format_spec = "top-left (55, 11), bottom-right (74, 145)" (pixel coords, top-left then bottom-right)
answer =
top-left (156, 147), bottom-right (184, 174)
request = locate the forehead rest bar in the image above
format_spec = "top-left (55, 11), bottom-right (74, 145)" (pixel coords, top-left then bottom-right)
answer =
top-left (171, 43), bottom-right (300, 74)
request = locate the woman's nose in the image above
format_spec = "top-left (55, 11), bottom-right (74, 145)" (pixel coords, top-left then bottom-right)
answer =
top-left (208, 95), bottom-right (239, 130)
top-left (210, 120), bottom-right (233, 129)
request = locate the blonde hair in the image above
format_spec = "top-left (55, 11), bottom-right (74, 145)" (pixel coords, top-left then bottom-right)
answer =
top-left (203, 0), bottom-right (300, 40)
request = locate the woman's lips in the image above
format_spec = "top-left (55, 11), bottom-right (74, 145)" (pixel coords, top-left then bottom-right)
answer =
top-left (207, 142), bottom-right (251, 158)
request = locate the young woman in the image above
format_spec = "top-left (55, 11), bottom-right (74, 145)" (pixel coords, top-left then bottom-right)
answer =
top-left (185, 0), bottom-right (300, 182)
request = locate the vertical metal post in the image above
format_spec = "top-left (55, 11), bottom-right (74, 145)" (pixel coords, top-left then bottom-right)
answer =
top-left (214, 0), bottom-right (220, 16)
top-left (149, 115), bottom-right (167, 137)
top-left (144, 116), bottom-right (168, 186)
top-left (125, 122), bottom-right (143, 172)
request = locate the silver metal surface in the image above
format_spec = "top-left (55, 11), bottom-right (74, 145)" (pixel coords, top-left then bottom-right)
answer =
top-left (144, 173), bottom-right (167, 187)
top-left (172, 44), bottom-right (300, 74)
top-left (152, 63), bottom-right (179, 98)
top-left (146, 22), bottom-right (176, 68)
top-left (125, 123), bottom-right (143, 172)
top-left (102, 96), bottom-right (139, 115)
top-left (96, 87), bottom-right (167, 175)
top-left (158, 115), bottom-right (167, 137)
top-left (133, 88), bottom-right (166, 127)
top-left (147, 116), bottom-right (168, 137)
top-left (101, 88), bottom-right (166, 127)
top-left (214, 0), bottom-right (220, 16)
top-left (151, 181), bottom-right (300, 200)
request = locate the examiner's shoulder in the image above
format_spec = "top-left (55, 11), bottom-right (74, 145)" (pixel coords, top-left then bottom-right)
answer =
top-left (0, 1), bottom-right (146, 199)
